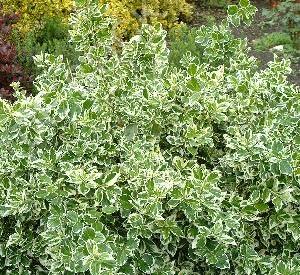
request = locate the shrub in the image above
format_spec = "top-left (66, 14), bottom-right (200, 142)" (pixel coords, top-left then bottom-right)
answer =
top-left (0, 11), bottom-right (31, 101)
top-left (99, 0), bottom-right (193, 39)
top-left (0, 0), bottom-right (74, 35)
top-left (12, 16), bottom-right (79, 79)
top-left (168, 24), bottom-right (203, 68)
top-left (1, 0), bottom-right (300, 274)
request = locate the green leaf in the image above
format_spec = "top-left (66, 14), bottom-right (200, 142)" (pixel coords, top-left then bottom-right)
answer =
top-left (206, 171), bottom-right (220, 184)
top-left (276, 261), bottom-right (289, 274)
top-left (188, 63), bottom-right (198, 76)
top-left (57, 100), bottom-right (69, 120)
top-left (279, 159), bottom-right (293, 175)
top-left (250, 190), bottom-right (260, 203)
top-left (215, 253), bottom-right (230, 269)
top-left (273, 196), bottom-right (283, 212)
top-left (66, 211), bottom-right (79, 224)
top-left (47, 215), bottom-right (61, 229)
top-left (81, 63), bottom-right (94, 73)
top-left (287, 223), bottom-right (300, 241)
top-left (89, 260), bottom-right (102, 275)
top-left (102, 206), bottom-right (118, 214)
top-left (128, 213), bottom-right (143, 227)
top-left (124, 124), bottom-right (138, 140)
top-left (171, 225), bottom-right (184, 238)
top-left (81, 227), bottom-right (96, 241)
top-left (240, 0), bottom-right (250, 8)
top-left (240, 244), bottom-right (258, 260)
top-left (191, 235), bottom-right (206, 250)
top-left (294, 135), bottom-right (300, 145)
top-left (103, 173), bottom-right (120, 186)
top-left (219, 234), bottom-right (236, 245)
top-left (0, 205), bottom-right (13, 217)
top-left (138, 253), bottom-right (155, 273)
top-left (228, 5), bottom-right (238, 16)
top-left (79, 183), bottom-right (91, 195)
top-left (187, 78), bottom-right (200, 91)
top-left (254, 202), bottom-right (269, 212)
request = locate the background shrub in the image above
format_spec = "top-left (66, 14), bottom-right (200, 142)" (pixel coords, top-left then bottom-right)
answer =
top-left (0, 11), bottom-right (32, 101)
top-left (99, 0), bottom-right (194, 39)
top-left (0, 1), bottom-right (299, 274)
top-left (0, 1), bottom-right (75, 95)
top-left (12, 16), bottom-right (79, 80)
top-left (0, 0), bottom-right (74, 35)
top-left (168, 24), bottom-right (202, 68)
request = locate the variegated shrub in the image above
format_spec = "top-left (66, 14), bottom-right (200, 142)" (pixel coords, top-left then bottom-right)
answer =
top-left (0, 0), bottom-right (299, 274)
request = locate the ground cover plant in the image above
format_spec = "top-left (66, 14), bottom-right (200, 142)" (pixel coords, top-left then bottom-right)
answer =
top-left (252, 31), bottom-right (299, 65)
top-left (262, 0), bottom-right (300, 48)
top-left (253, 31), bottom-right (293, 51)
top-left (0, 0), bottom-right (300, 274)
top-left (205, 0), bottom-right (232, 9)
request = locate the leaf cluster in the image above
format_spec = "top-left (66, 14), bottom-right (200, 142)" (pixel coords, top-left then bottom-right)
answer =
top-left (0, 1), bottom-right (299, 274)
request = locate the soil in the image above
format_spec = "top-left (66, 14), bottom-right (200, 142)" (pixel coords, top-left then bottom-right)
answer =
top-left (190, 0), bottom-right (300, 86)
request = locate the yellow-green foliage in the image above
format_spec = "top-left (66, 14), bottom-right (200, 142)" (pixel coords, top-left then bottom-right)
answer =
top-left (100, 0), bottom-right (193, 39)
top-left (0, 0), bottom-right (74, 35)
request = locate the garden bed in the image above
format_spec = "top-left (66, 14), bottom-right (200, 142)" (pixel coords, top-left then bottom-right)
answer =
top-left (191, 0), bottom-right (300, 85)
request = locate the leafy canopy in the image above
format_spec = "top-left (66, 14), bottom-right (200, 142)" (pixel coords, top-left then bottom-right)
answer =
top-left (0, 0), bottom-right (299, 274)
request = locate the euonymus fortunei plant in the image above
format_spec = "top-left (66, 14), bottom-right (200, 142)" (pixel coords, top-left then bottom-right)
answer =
top-left (0, 0), bottom-right (299, 274)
